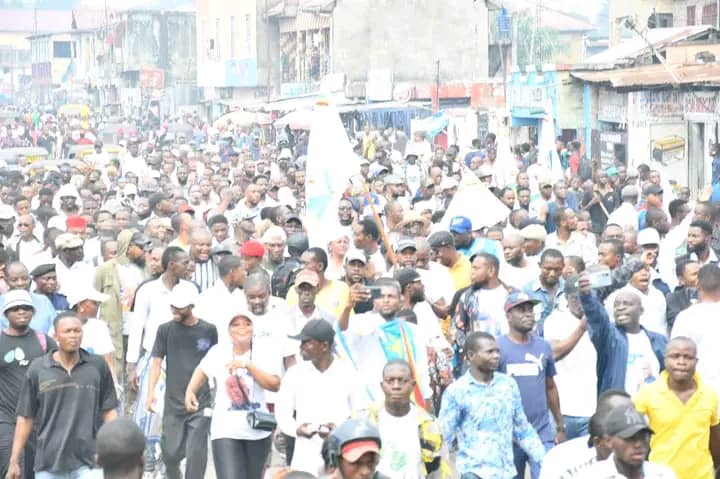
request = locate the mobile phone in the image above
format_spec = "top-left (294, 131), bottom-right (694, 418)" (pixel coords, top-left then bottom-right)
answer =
top-left (585, 265), bottom-right (612, 288)
top-left (366, 286), bottom-right (382, 299)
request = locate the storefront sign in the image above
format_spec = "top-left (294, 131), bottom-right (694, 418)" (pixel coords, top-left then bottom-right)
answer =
top-left (630, 91), bottom-right (684, 119)
top-left (139, 68), bottom-right (164, 89)
top-left (598, 89), bottom-right (627, 123)
top-left (599, 130), bottom-right (626, 168)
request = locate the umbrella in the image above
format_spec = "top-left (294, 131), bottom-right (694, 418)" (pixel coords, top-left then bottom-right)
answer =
top-left (274, 109), bottom-right (316, 130)
top-left (213, 110), bottom-right (272, 129)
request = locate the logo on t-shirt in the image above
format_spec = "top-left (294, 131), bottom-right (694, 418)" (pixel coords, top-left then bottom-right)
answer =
top-left (196, 338), bottom-right (212, 352)
top-left (506, 353), bottom-right (545, 377)
top-left (4, 347), bottom-right (29, 366)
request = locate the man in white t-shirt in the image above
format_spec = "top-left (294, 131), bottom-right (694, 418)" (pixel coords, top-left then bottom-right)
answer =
top-left (276, 319), bottom-right (361, 475)
top-left (671, 263), bottom-right (720, 399)
top-left (357, 359), bottom-right (446, 479)
top-left (500, 231), bottom-right (540, 290)
top-left (540, 389), bottom-right (634, 479)
top-left (544, 277), bottom-right (597, 440)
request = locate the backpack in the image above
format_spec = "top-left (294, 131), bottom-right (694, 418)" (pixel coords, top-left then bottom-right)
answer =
top-left (271, 257), bottom-right (303, 299)
top-left (0, 329), bottom-right (48, 352)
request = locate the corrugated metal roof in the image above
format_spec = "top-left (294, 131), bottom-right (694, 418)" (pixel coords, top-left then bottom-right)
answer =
top-left (571, 63), bottom-right (720, 88)
top-left (0, 9), bottom-right (105, 33)
top-left (581, 26), bottom-right (715, 66)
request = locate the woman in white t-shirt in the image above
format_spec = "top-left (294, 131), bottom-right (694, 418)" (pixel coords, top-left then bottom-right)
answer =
top-left (185, 310), bottom-right (281, 479)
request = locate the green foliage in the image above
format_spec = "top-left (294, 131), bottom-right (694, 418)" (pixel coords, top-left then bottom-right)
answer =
top-left (515, 10), bottom-right (570, 67)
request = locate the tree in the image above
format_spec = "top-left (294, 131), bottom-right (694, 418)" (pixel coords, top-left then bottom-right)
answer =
top-left (514, 10), bottom-right (570, 67)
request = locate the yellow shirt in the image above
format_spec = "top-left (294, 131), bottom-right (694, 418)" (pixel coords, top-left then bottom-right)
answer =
top-left (286, 279), bottom-right (350, 319)
top-left (449, 253), bottom-right (471, 291)
top-left (634, 371), bottom-right (719, 479)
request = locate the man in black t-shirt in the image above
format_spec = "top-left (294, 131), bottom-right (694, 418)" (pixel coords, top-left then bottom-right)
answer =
top-left (9, 311), bottom-right (117, 479)
top-left (0, 290), bottom-right (56, 478)
top-left (146, 281), bottom-right (217, 479)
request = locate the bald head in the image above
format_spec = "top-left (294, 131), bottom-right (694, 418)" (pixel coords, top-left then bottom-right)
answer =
top-left (6, 262), bottom-right (30, 291)
top-left (502, 231), bottom-right (525, 265)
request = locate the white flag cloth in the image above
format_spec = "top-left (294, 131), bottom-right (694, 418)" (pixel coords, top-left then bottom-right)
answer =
top-left (304, 101), bottom-right (361, 246)
top-left (440, 173), bottom-right (510, 231)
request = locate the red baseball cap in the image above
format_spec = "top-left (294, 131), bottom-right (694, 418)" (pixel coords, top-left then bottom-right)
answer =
top-left (240, 240), bottom-right (265, 258)
top-left (341, 440), bottom-right (381, 462)
top-left (66, 215), bottom-right (88, 229)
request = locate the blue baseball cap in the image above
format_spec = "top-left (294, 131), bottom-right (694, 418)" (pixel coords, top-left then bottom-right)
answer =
top-left (449, 216), bottom-right (472, 234)
top-left (504, 291), bottom-right (541, 312)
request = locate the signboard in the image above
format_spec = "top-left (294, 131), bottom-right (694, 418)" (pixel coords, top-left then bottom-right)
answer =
top-left (139, 68), bottom-right (165, 89)
top-left (629, 91), bottom-right (684, 120)
top-left (598, 88), bottom-right (627, 123)
top-left (599, 130), bottom-right (626, 169)
top-left (366, 69), bottom-right (393, 102)
top-left (225, 58), bottom-right (257, 87)
top-left (684, 91), bottom-right (720, 121)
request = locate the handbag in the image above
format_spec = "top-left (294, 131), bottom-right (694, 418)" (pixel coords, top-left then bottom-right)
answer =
top-left (246, 410), bottom-right (277, 431)
top-left (234, 367), bottom-right (277, 432)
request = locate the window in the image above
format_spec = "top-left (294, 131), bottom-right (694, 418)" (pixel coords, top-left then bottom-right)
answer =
top-left (687, 5), bottom-right (696, 25)
top-left (53, 41), bottom-right (72, 58)
top-left (215, 17), bottom-right (221, 58)
top-left (230, 16), bottom-right (235, 58)
top-left (702, 3), bottom-right (717, 25)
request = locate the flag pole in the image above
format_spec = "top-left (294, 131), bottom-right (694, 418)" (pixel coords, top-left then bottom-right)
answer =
top-left (362, 186), bottom-right (397, 267)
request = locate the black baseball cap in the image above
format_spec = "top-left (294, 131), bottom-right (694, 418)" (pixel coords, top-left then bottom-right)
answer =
top-left (428, 231), bottom-right (455, 248)
top-left (394, 268), bottom-right (422, 290)
top-left (288, 319), bottom-right (335, 343)
top-left (604, 406), bottom-right (653, 439)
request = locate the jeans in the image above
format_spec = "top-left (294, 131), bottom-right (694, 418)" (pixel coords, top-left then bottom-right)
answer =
top-left (513, 441), bottom-right (553, 479)
top-left (563, 415), bottom-right (590, 440)
top-left (161, 413), bottom-right (210, 479)
top-left (35, 468), bottom-right (102, 479)
top-left (212, 437), bottom-right (271, 479)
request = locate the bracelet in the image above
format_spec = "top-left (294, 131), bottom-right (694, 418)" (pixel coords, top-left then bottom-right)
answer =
top-left (556, 426), bottom-right (565, 432)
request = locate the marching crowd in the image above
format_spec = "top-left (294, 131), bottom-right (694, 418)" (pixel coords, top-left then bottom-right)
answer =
top-left (0, 107), bottom-right (718, 479)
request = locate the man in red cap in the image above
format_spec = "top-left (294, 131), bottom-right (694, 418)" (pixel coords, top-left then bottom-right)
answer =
top-left (240, 240), bottom-right (269, 282)
top-left (67, 215), bottom-right (101, 266)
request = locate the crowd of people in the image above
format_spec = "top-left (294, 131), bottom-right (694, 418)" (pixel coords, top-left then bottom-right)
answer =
top-left (0, 105), bottom-right (718, 479)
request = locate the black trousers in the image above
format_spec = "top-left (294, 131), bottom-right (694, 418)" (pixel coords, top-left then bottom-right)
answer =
top-left (211, 436), bottom-right (272, 479)
top-left (160, 413), bottom-right (210, 479)
top-left (0, 422), bottom-right (34, 479)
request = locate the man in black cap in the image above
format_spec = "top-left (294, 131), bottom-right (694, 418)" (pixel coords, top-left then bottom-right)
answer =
top-left (395, 267), bottom-right (446, 345)
top-left (276, 319), bottom-right (360, 474)
top-left (584, 405), bottom-right (674, 478)
top-left (148, 192), bottom-right (174, 221)
top-left (271, 232), bottom-right (309, 298)
top-left (94, 230), bottom-right (152, 376)
top-left (30, 263), bottom-right (69, 311)
top-left (428, 230), bottom-right (471, 291)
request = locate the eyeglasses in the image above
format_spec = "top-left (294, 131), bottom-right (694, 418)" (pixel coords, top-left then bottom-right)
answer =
top-left (17, 223), bottom-right (32, 227)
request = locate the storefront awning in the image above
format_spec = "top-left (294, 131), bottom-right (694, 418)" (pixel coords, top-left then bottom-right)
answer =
top-left (571, 64), bottom-right (720, 88)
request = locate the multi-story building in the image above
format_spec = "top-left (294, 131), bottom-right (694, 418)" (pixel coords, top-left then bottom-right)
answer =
top-left (195, 0), bottom-right (279, 117)
top-left (0, 9), bottom-right (103, 105)
top-left (608, 0), bottom-right (674, 46)
top-left (673, 0), bottom-right (720, 27)
top-left (99, 9), bottom-right (197, 119)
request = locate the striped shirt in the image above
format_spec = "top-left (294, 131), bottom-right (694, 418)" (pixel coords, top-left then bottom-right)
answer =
top-left (193, 260), bottom-right (218, 292)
